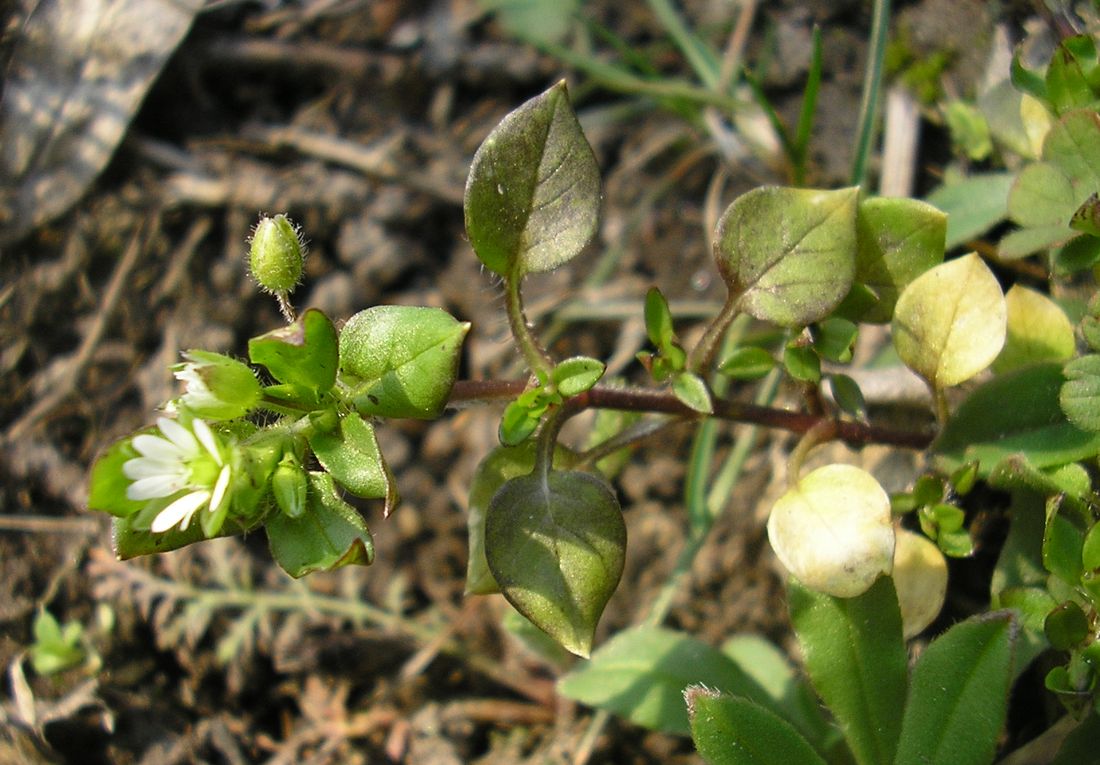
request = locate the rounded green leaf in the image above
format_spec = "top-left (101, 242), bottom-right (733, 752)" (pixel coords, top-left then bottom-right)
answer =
top-left (1060, 354), bottom-right (1100, 431)
top-left (714, 186), bottom-right (858, 327)
top-left (486, 469), bottom-right (625, 657)
top-left (892, 253), bottom-right (1007, 388)
top-left (266, 471), bottom-right (374, 578)
top-left (767, 464), bottom-right (894, 598)
top-left (464, 80), bottom-right (600, 277)
top-left (1009, 162), bottom-right (1076, 228)
top-left (855, 197), bottom-right (946, 323)
top-left (308, 412), bottom-right (397, 513)
top-left (718, 346), bottom-right (776, 380)
top-left (340, 305), bottom-right (470, 419)
top-left (1044, 109), bottom-right (1100, 192)
top-left (249, 308), bottom-right (338, 396)
top-left (993, 284), bottom-right (1075, 373)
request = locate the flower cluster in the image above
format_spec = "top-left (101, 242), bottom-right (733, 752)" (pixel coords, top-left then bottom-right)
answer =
top-left (123, 417), bottom-right (232, 533)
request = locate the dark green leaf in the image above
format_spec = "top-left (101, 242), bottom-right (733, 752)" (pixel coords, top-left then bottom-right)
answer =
top-left (341, 306), bottom-right (469, 419)
top-left (1047, 42), bottom-right (1095, 114)
top-left (714, 186), bottom-right (858, 327)
top-left (783, 345), bottom-right (820, 383)
top-left (113, 503), bottom-right (249, 560)
top-left (1044, 601), bottom-right (1089, 650)
top-left (686, 688), bottom-right (828, 765)
top-left (788, 577), bottom-right (907, 765)
top-left (267, 471), bottom-right (374, 578)
top-left (935, 363), bottom-right (1100, 476)
top-left (558, 626), bottom-right (776, 736)
top-left (499, 399), bottom-right (543, 446)
top-left (894, 613), bottom-right (1016, 765)
top-left (1044, 495), bottom-right (1085, 587)
top-left (487, 469), bottom-right (625, 657)
top-left (811, 318), bottom-right (857, 362)
top-left (828, 374), bottom-right (867, 420)
top-left (1053, 711), bottom-right (1100, 764)
top-left (464, 81), bottom-right (600, 277)
top-left (249, 308), bottom-right (338, 397)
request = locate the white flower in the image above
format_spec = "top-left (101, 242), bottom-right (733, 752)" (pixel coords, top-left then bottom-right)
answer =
top-left (122, 417), bottom-right (232, 533)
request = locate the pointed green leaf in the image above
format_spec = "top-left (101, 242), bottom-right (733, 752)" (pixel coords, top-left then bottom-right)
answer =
top-left (266, 471), bottom-right (374, 578)
top-left (936, 363), bottom-right (1100, 476)
top-left (788, 577), bottom-right (908, 765)
top-left (854, 197), bottom-right (946, 323)
top-left (486, 469), bottom-right (625, 657)
top-left (464, 81), bottom-right (600, 277)
top-left (828, 374), bottom-right (867, 420)
top-left (340, 305), bottom-right (469, 419)
top-left (308, 412), bottom-right (397, 513)
top-left (993, 285), bottom-right (1075, 373)
top-left (686, 689), bottom-right (828, 765)
top-left (892, 253), bottom-right (1006, 388)
top-left (558, 626), bottom-right (776, 736)
top-left (810, 318), bottom-right (857, 363)
top-left (672, 371), bottom-right (712, 413)
top-left (767, 465), bottom-right (894, 598)
top-left (112, 503), bottom-right (249, 559)
top-left (248, 308), bottom-right (338, 397)
top-left (714, 186), bottom-right (858, 327)
top-left (552, 356), bottom-right (605, 397)
top-left (998, 224), bottom-right (1077, 259)
top-left (644, 286), bottom-right (675, 349)
top-left (718, 346), bottom-right (776, 380)
top-left (1047, 42), bottom-right (1096, 114)
top-left (895, 613), bottom-right (1016, 765)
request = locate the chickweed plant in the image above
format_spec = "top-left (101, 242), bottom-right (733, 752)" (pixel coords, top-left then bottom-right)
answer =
top-left (89, 36), bottom-right (1100, 765)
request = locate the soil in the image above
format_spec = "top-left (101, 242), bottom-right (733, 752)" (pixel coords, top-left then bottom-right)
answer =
top-left (0, 1), bottom-right (1049, 763)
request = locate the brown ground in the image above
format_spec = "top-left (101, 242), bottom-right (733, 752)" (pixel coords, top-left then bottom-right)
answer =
top-left (0, 1), bottom-right (1029, 763)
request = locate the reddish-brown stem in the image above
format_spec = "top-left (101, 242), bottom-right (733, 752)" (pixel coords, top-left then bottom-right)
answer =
top-left (447, 379), bottom-right (934, 450)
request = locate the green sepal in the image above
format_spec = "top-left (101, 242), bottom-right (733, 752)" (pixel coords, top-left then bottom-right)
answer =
top-left (340, 305), bottom-right (470, 420)
top-left (88, 437), bottom-right (146, 518)
top-left (266, 471), bottom-right (374, 578)
top-left (308, 412), bottom-right (398, 514)
top-left (249, 308), bottom-right (338, 400)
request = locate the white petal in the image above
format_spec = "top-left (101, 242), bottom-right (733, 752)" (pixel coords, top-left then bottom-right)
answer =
top-left (127, 474), bottom-right (189, 500)
top-left (157, 417), bottom-right (199, 456)
top-left (209, 465), bottom-right (232, 512)
top-left (191, 419), bottom-right (222, 464)
top-left (122, 455), bottom-right (184, 479)
top-left (131, 434), bottom-right (183, 461)
top-left (151, 490), bottom-right (210, 533)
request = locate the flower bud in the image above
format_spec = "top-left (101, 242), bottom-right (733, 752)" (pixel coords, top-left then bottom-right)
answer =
top-left (249, 214), bottom-right (305, 295)
top-left (173, 350), bottom-right (262, 420)
top-left (273, 455), bottom-right (308, 519)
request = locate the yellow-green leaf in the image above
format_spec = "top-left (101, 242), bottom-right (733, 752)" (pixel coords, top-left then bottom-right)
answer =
top-left (992, 285), bottom-right (1075, 373)
top-left (892, 253), bottom-right (1006, 388)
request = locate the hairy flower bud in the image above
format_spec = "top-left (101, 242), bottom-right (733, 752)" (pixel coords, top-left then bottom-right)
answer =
top-left (249, 214), bottom-right (305, 317)
top-left (174, 350), bottom-right (262, 420)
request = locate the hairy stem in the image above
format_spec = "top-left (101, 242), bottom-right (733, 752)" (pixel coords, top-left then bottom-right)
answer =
top-left (448, 379), bottom-right (933, 450)
top-left (504, 275), bottom-right (554, 377)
